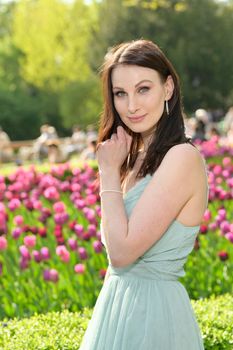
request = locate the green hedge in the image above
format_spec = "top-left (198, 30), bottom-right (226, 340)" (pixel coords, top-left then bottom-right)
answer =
top-left (0, 294), bottom-right (232, 350)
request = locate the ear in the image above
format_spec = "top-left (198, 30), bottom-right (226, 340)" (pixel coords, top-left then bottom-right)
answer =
top-left (165, 75), bottom-right (174, 101)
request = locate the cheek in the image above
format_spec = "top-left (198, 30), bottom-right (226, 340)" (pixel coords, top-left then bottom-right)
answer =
top-left (114, 99), bottom-right (126, 116)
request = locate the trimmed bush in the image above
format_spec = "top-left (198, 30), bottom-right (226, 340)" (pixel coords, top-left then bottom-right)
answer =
top-left (0, 294), bottom-right (232, 349)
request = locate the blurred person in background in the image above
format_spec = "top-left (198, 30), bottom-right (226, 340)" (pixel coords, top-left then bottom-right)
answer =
top-left (33, 124), bottom-right (58, 162)
top-left (86, 124), bottom-right (98, 144)
top-left (80, 139), bottom-right (97, 161)
top-left (66, 125), bottom-right (87, 157)
top-left (0, 126), bottom-right (13, 163)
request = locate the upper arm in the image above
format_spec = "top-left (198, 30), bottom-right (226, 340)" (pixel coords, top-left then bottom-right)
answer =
top-left (115, 144), bottom-right (201, 267)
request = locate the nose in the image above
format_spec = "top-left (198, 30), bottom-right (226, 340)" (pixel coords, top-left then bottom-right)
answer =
top-left (128, 95), bottom-right (139, 114)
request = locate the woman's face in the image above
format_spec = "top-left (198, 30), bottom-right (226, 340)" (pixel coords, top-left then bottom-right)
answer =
top-left (111, 64), bottom-right (173, 138)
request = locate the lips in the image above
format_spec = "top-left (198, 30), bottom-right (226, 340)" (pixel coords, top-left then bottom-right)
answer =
top-left (128, 114), bottom-right (147, 122)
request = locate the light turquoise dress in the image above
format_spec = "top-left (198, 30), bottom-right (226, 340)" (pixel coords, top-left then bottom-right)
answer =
top-left (79, 174), bottom-right (205, 350)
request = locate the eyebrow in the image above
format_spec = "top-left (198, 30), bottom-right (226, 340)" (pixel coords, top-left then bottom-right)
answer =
top-left (112, 79), bottom-right (153, 90)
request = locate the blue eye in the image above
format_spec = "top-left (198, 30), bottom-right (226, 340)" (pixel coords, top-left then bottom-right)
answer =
top-left (113, 91), bottom-right (126, 97)
top-left (138, 86), bottom-right (149, 93)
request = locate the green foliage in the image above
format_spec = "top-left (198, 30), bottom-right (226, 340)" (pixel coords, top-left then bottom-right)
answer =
top-left (90, 0), bottom-right (233, 110)
top-left (192, 294), bottom-right (233, 350)
top-left (12, 0), bottom-right (93, 91)
top-left (59, 74), bottom-right (102, 129)
top-left (0, 294), bottom-right (232, 349)
top-left (0, 308), bottom-right (92, 350)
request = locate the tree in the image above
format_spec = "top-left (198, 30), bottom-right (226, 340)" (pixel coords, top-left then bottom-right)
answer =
top-left (12, 0), bottom-right (93, 91)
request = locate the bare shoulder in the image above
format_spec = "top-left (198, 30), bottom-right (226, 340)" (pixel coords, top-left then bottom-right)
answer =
top-left (161, 143), bottom-right (204, 171)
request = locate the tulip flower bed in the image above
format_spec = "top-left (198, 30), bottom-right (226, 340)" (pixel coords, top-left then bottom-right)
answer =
top-left (0, 137), bottom-right (232, 320)
top-left (0, 163), bottom-right (107, 319)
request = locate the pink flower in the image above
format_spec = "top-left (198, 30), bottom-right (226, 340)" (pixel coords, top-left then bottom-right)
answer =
top-left (225, 232), bottom-right (233, 243)
top-left (8, 198), bottom-right (21, 211)
top-left (78, 247), bottom-right (88, 260)
top-left (24, 235), bottom-right (36, 248)
top-left (19, 257), bottom-right (29, 270)
top-left (43, 268), bottom-right (59, 282)
top-left (203, 209), bottom-right (211, 222)
top-left (213, 165), bottom-right (222, 176)
top-left (200, 224), bottom-right (208, 234)
top-left (32, 250), bottom-right (42, 263)
top-left (68, 238), bottom-right (78, 251)
top-left (0, 236), bottom-right (7, 251)
top-left (12, 227), bottom-right (22, 239)
top-left (40, 247), bottom-right (50, 260)
top-left (220, 221), bottom-right (231, 234)
top-left (85, 194), bottom-right (98, 205)
top-left (88, 224), bottom-right (97, 237)
top-left (222, 157), bottom-right (231, 167)
top-left (218, 251), bottom-right (229, 261)
top-left (33, 200), bottom-right (43, 210)
top-left (74, 224), bottom-right (84, 237)
top-left (38, 227), bottom-right (47, 237)
top-left (53, 201), bottom-right (66, 213)
top-left (93, 240), bottom-right (103, 253)
top-left (56, 245), bottom-right (70, 263)
top-left (13, 215), bottom-right (24, 226)
top-left (74, 199), bottom-right (85, 210)
top-left (74, 263), bottom-right (85, 274)
top-left (19, 245), bottom-right (31, 259)
top-left (49, 269), bottom-right (59, 282)
top-left (44, 186), bottom-right (60, 201)
top-left (208, 222), bottom-right (217, 231)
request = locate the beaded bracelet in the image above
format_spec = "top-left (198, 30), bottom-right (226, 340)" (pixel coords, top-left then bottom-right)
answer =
top-left (99, 189), bottom-right (123, 197)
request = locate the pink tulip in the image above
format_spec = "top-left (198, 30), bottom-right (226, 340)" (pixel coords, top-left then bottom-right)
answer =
top-left (222, 157), bottom-right (231, 167)
top-left (12, 227), bottom-right (22, 239)
top-left (208, 222), bottom-right (217, 231)
top-left (74, 263), bottom-right (85, 274)
top-left (49, 269), bottom-right (59, 282)
top-left (85, 194), bottom-right (98, 205)
top-left (13, 215), bottom-right (24, 226)
top-left (0, 236), bottom-right (7, 251)
top-left (218, 251), bottom-right (229, 261)
top-left (44, 186), bottom-right (60, 201)
top-left (68, 238), bottom-right (78, 251)
top-left (24, 235), bottom-right (36, 248)
top-left (78, 247), bottom-right (88, 260)
top-left (74, 224), bottom-right (84, 237)
top-left (40, 247), bottom-right (50, 260)
top-left (33, 200), bottom-right (43, 210)
top-left (8, 198), bottom-right (21, 211)
top-left (220, 221), bottom-right (231, 234)
top-left (203, 209), bottom-right (211, 222)
top-left (225, 233), bottom-right (233, 243)
top-left (19, 257), bottom-right (29, 270)
top-left (32, 250), bottom-right (42, 263)
top-left (38, 227), bottom-right (47, 237)
top-left (43, 269), bottom-right (51, 281)
top-left (93, 240), bottom-right (103, 253)
top-left (53, 201), bottom-right (66, 213)
top-left (56, 245), bottom-right (70, 263)
top-left (19, 245), bottom-right (31, 259)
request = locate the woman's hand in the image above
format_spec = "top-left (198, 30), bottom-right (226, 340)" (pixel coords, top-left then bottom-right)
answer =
top-left (96, 126), bottom-right (132, 172)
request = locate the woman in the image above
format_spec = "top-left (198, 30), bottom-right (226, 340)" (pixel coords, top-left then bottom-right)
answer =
top-left (79, 39), bottom-right (208, 350)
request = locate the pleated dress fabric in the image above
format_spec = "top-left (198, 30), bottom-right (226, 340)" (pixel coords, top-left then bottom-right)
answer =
top-left (79, 174), bottom-right (205, 350)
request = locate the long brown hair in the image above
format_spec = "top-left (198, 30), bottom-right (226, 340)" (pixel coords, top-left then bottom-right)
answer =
top-left (97, 39), bottom-right (193, 184)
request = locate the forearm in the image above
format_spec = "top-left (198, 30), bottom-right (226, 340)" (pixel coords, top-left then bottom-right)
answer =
top-left (100, 170), bottom-right (128, 266)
